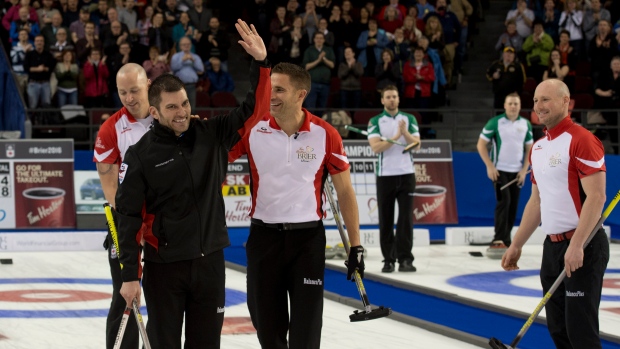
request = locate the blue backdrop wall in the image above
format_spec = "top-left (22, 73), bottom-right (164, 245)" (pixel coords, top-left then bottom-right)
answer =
top-left (74, 150), bottom-right (620, 239)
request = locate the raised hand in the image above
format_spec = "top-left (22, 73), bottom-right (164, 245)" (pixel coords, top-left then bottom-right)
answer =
top-left (235, 19), bottom-right (267, 61)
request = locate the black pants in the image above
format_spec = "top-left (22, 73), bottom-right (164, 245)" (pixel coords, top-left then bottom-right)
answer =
top-left (143, 251), bottom-right (226, 349)
top-left (540, 229), bottom-right (609, 349)
top-left (376, 174), bottom-right (415, 264)
top-left (493, 171), bottom-right (521, 245)
top-left (246, 222), bottom-right (326, 349)
top-left (106, 234), bottom-right (139, 349)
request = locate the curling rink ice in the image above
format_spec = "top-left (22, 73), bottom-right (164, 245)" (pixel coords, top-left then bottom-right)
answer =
top-left (0, 249), bottom-right (482, 349)
top-left (0, 242), bottom-right (619, 348)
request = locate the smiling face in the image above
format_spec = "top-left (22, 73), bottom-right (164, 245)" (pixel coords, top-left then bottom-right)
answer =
top-left (151, 90), bottom-right (191, 136)
top-left (269, 72), bottom-right (306, 119)
top-left (117, 69), bottom-right (150, 118)
top-left (533, 80), bottom-right (570, 129)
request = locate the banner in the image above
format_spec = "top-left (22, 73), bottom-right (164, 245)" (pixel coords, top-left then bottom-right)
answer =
top-left (0, 140), bottom-right (76, 229)
top-left (223, 139), bottom-right (458, 226)
top-left (74, 171), bottom-right (106, 213)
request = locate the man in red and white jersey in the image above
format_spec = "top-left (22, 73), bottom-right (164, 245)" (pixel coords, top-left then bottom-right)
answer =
top-left (228, 62), bottom-right (362, 349)
top-left (93, 63), bottom-right (153, 349)
top-left (502, 79), bottom-right (609, 349)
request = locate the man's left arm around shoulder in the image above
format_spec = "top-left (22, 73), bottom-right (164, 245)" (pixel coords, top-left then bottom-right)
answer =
top-left (331, 170), bottom-right (365, 280)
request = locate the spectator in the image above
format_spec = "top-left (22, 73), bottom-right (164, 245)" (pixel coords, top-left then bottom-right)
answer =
top-left (316, 18), bottom-right (335, 47)
top-left (301, 0), bottom-right (321, 42)
top-left (403, 46), bottom-right (435, 110)
top-left (375, 48), bottom-right (402, 92)
top-left (558, 0), bottom-right (584, 59)
top-left (338, 46), bottom-right (363, 109)
top-left (281, 15), bottom-right (308, 66)
top-left (10, 28), bottom-right (33, 98)
top-left (197, 16), bottom-right (230, 72)
top-left (357, 18), bottom-right (389, 76)
top-left (90, 0), bottom-right (109, 29)
top-left (328, 5), bottom-right (347, 61)
top-left (268, 6), bottom-right (293, 64)
top-left (425, 16), bottom-right (446, 63)
top-left (486, 46), bottom-right (526, 109)
top-left (537, 0), bottom-right (560, 42)
top-left (75, 21), bottom-right (101, 65)
top-left (10, 6), bottom-right (40, 46)
top-left (388, 27), bottom-right (412, 71)
top-left (286, 0), bottom-right (302, 21)
top-left (70, 7), bottom-right (98, 43)
top-left (206, 56), bottom-right (234, 94)
top-left (150, 0), bottom-right (164, 15)
top-left (49, 27), bottom-right (75, 61)
top-left (83, 48), bottom-right (109, 108)
top-left (143, 45), bottom-right (170, 80)
top-left (103, 20), bottom-right (129, 57)
top-left (107, 42), bottom-right (133, 107)
top-left (353, 7), bottom-right (371, 40)
top-left (136, 5), bottom-right (154, 47)
top-left (425, 0), bottom-right (461, 86)
top-left (187, 0), bottom-right (211, 33)
top-left (172, 12), bottom-right (197, 51)
top-left (594, 56), bottom-right (620, 110)
top-left (495, 20), bottom-right (524, 57)
top-left (24, 35), bottom-right (57, 109)
top-left (36, 0), bottom-right (60, 28)
top-left (41, 12), bottom-right (65, 49)
top-left (379, 6), bottom-right (403, 34)
top-left (101, 7), bottom-right (130, 38)
top-left (583, 0), bottom-right (611, 51)
top-left (401, 15), bottom-right (423, 46)
top-left (148, 12), bottom-right (173, 58)
top-left (118, 0), bottom-right (139, 39)
top-left (314, 0), bottom-right (332, 19)
top-left (523, 19), bottom-right (554, 82)
top-left (451, 0), bottom-right (473, 72)
top-left (418, 35), bottom-right (447, 97)
top-left (542, 49), bottom-right (570, 81)
top-left (302, 31), bottom-right (335, 110)
top-left (505, 0), bottom-right (535, 39)
top-left (556, 30), bottom-right (577, 71)
top-left (2, 0), bottom-right (38, 32)
top-left (406, 7), bottom-right (426, 32)
top-left (163, 0), bottom-right (180, 27)
top-left (171, 36), bottom-right (204, 112)
top-left (63, 0), bottom-right (80, 28)
top-left (589, 20), bottom-right (618, 83)
top-left (378, 0), bottom-right (407, 21)
top-left (416, 0), bottom-right (435, 19)
top-left (340, 0), bottom-right (355, 24)
top-left (54, 50), bottom-right (79, 107)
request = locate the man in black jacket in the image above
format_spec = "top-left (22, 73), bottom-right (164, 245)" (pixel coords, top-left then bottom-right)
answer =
top-left (114, 19), bottom-right (269, 348)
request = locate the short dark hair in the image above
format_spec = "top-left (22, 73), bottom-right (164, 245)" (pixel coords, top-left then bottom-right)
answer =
top-left (272, 62), bottom-right (311, 93)
top-left (381, 85), bottom-right (399, 98)
top-left (149, 74), bottom-right (186, 111)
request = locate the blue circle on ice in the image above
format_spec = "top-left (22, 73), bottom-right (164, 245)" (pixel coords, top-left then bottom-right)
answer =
top-left (0, 278), bottom-right (246, 318)
top-left (447, 269), bottom-right (620, 302)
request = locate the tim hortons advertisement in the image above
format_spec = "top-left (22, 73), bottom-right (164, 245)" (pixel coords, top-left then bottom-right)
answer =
top-left (0, 140), bottom-right (76, 229)
top-left (223, 140), bottom-right (458, 227)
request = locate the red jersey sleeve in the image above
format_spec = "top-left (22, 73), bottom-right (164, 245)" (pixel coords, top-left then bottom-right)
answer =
top-left (570, 130), bottom-right (606, 178)
top-left (93, 117), bottom-right (121, 164)
top-left (325, 125), bottom-right (350, 175)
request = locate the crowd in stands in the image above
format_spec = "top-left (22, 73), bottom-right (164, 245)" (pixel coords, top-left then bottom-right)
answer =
top-left (2, 0), bottom-right (485, 118)
top-left (1, 0), bottom-right (619, 130)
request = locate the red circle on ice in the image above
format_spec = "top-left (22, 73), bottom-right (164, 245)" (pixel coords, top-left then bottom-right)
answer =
top-left (0, 289), bottom-right (111, 302)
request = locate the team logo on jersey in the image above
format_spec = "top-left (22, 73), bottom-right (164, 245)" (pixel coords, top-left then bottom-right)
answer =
top-left (110, 243), bottom-right (117, 259)
top-left (534, 144), bottom-right (543, 151)
top-left (95, 137), bottom-right (106, 149)
top-left (548, 153), bottom-right (562, 167)
top-left (256, 127), bottom-right (272, 134)
top-left (119, 163), bottom-right (128, 183)
top-left (297, 146), bottom-right (317, 162)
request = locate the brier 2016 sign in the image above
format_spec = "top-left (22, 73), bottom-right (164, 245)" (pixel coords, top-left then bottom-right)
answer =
top-left (0, 140), bottom-right (76, 229)
top-left (223, 139), bottom-right (458, 226)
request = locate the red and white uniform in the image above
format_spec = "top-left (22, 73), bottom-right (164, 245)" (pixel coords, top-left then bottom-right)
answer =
top-left (530, 117), bottom-right (606, 235)
top-left (228, 109), bottom-right (350, 223)
top-left (93, 107), bottom-right (153, 165)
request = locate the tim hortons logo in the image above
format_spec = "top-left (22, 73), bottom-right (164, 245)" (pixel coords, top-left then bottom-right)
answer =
top-left (296, 146), bottom-right (317, 162)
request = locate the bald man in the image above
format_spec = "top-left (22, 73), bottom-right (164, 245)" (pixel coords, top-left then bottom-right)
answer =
top-left (502, 79), bottom-right (609, 349)
top-left (93, 63), bottom-right (153, 349)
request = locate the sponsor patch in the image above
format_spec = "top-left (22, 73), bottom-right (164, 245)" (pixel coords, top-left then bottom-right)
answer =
top-left (110, 243), bottom-right (117, 259)
top-left (119, 163), bottom-right (128, 184)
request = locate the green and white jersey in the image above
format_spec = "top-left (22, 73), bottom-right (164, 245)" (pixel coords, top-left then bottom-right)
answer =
top-left (368, 110), bottom-right (420, 176)
top-left (479, 114), bottom-right (533, 173)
